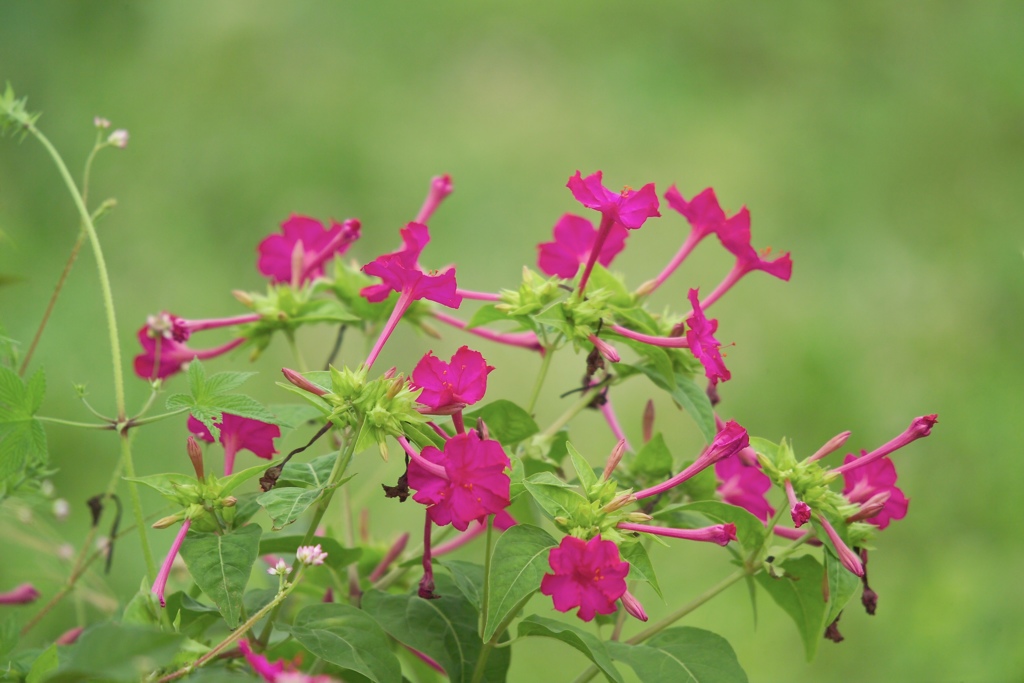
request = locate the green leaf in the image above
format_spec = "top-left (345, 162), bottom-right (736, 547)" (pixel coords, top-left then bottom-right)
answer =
top-left (257, 486), bottom-right (324, 530)
top-left (25, 643), bottom-right (58, 683)
top-left (166, 359), bottom-right (278, 439)
top-left (517, 614), bottom-right (624, 683)
top-left (747, 437), bottom-right (778, 462)
top-left (630, 433), bottom-right (673, 479)
top-left (755, 554), bottom-right (826, 661)
top-left (483, 524), bottom-right (558, 641)
top-left (823, 547), bottom-right (862, 627)
top-left (278, 452), bottom-right (337, 488)
top-left (123, 472), bottom-right (196, 505)
top-left (164, 592), bottom-right (221, 639)
top-left (619, 542), bottom-right (663, 599)
top-left (566, 442), bottom-right (597, 493)
top-left (0, 366), bottom-right (47, 483)
top-left (465, 304), bottom-right (511, 329)
top-left (523, 472), bottom-right (589, 521)
top-left (0, 615), bottom-right (17, 658)
top-left (178, 524), bottom-right (262, 628)
top-left (122, 579), bottom-right (161, 627)
top-left (258, 535), bottom-right (361, 569)
top-left (607, 626), bottom-right (748, 683)
top-left (281, 603), bottom-right (402, 683)
top-left (440, 560), bottom-right (485, 611)
top-left (673, 501), bottom-right (767, 557)
top-left (586, 264), bottom-right (633, 307)
top-left (269, 403), bottom-right (325, 430)
top-left (363, 574), bottom-right (510, 683)
top-left (47, 623), bottom-right (184, 683)
top-left (466, 400), bottom-right (539, 445)
top-left (630, 365), bottom-right (715, 442)
top-left (219, 459), bottom-right (282, 495)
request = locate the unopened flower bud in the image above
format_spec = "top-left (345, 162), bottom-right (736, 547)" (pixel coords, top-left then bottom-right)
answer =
top-left (807, 430), bottom-right (852, 462)
top-left (93, 116), bottom-right (111, 129)
top-left (588, 334), bottom-right (620, 363)
top-left (624, 511), bottom-right (653, 523)
top-left (601, 492), bottom-right (635, 513)
top-left (846, 490), bottom-right (892, 523)
top-left (232, 289), bottom-right (254, 307)
top-left (107, 129), bottom-right (129, 148)
top-left (382, 366), bottom-right (398, 380)
top-left (152, 513), bottom-right (185, 529)
top-left (601, 439), bottom-right (627, 480)
top-left (282, 367), bottom-right (328, 396)
top-left (642, 400), bottom-right (655, 443)
top-left (267, 559), bottom-right (290, 576)
top-left (53, 498), bottom-right (70, 521)
top-left (620, 590), bottom-right (648, 622)
top-left (221, 496), bottom-right (237, 508)
top-left (553, 516), bottom-right (569, 527)
top-left (186, 436), bottom-right (204, 479)
top-left (56, 626), bottom-right (84, 645)
top-left (476, 418), bottom-right (490, 441)
top-left (0, 583), bottom-right (40, 605)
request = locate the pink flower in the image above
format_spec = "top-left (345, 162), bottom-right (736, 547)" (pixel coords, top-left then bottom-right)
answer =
top-left (415, 174), bottom-right (454, 225)
top-left (620, 590), bottom-right (648, 622)
top-left (152, 519), bottom-right (191, 607)
top-left (411, 346), bottom-right (494, 413)
top-left (360, 223), bottom-right (462, 368)
top-left (144, 311), bottom-right (260, 344)
top-left (817, 514), bottom-right (864, 577)
top-left (785, 480), bottom-right (811, 527)
top-left (639, 186), bottom-right (727, 295)
top-left (188, 413), bottom-right (280, 476)
top-left (841, 452), bottom-right (908, 530)
top-left (566, 170), bottom-right (660, 293)
top-left (618, 522), bottom-right (737, 547)
top-left (684, 288), bottom-right (731, 385)
top-left (296, 544), bottom-right (328, 566)
top-left (431, 510), bottom-right (517, 557)
top-left (238, 640), bottom-right (339, 683)
top-left (715, 455), bottom-right (775, 522)
top-left (133, 326), bottom-right (244, 380)
top-left (700, 207), bottom-right (793, 309)
top-left (833, 415), bottom-right (938, 477)
top-left (406, 432), bottom-right (511, 531)
top-left (537, 213), bottom-right (629, 279)
top-left (540, 536), bottom-right (629, 622)
top-left (257, 214), bottom-right (361, 285)
top-left (0, 583), bottom-right (40, 605)
top-left (634, 420), bottom-right (749, 500)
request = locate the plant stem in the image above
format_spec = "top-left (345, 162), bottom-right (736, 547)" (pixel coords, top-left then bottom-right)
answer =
top-left (120, 433), bottom-right (157, 581)
top-left (125, 407), bottom-right (190, 429)
top-left (470, 592), bottom-right (533, 683)
top-left (478, 515), bottom-right (493, 637)
top-left (525, 347), bottom-right (553, 415)
top-left (35, 415), bottom-right (113, 430)
top-left (540, 384), bottom-right (604, 439)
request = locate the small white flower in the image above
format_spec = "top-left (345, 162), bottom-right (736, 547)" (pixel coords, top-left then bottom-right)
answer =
top-left (94, 116), bottom-right (111, 129)
top-left (295, 544), bottom-right (328, 566)
top-left (267, 559), bottom-right (289, 576)
top-left (53, 498), bottom-right (70, 521)
top-left (107, 129), bottom-right (129, 148)
top-left (40, 480), bottom-right (55, 497)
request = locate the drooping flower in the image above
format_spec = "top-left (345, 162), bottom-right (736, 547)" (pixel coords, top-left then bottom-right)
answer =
top-left (405, 432), bottom-right (511, 532)
top-left (639, 186), bottom-right (727, 295)
top-left (152, 518), bottom-right (191, 607)
top-left (684, 288), bottom-right (730, 386)
top-left (257, 215), bottom-right (361, 285)
top-left (296, 544), bottom-right (329, 566)
top-left (700, 207), bottom-right (792, 309)
top-left (360, 223), bottom-right (462, 368)
top-left (841, 452), bottom-right (908, 530)
top-left (715, 455), bottom-right (775, 523)
top-left (817, 514), bottom-right (864, 577)
top-left (188, 413), bottom-right (280, 476)
top-left (634, 420), bottom-right (749, 500)
top-left (133, 326), bottom-right (244, 380)
top-left (567, 170), bottom-right (660, 292)
top-left (411, 346), bottom-right (494, 413)
top-left (540, 535), bottom-right (629, 622)
top-left (537, 213), bottom-right (629, 279)
top-left (0, 583), bottom-right (40, 605)
top-left (784, 479), bottom-right (812, 527)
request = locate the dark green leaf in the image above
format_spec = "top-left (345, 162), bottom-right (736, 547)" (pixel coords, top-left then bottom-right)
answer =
top-left (440, 560), bottom-right (485, 611)
top-left (164, 592), bottom-right (221, 639)
top-left (608, 626), bottom-right (748, 683)
top-left (179, 524), bottom-right (262, 628)
top-left (517, 614), bottom-right (624, 683)
top-left (258, 535), bottom-right (361, 569)
top-left (483, 524), bottom-right (558, 641)
top-left (281, 603), bottom-right (402, 683)
top-left (619, 542), bottom-right (663, 599)
top-left (566, 442), bottom-right (597, 494)
top-left (630, 433), bottom-right (673, 479)
top-left (523, 472), bottom-right (588, 521)
top-left (47, 623), bottom-right (184, 683)
top-left (466, 400), bottom-right (539, 445)
top-left (257, 486), bottom-right (324, 530)
top-left (269, 403), bottom-right (325, 430)
top-left (363, 574), bottom-right (510, 683)
top-left (755, 554), bottom-right (826, 661)
top-left (121, 579), bottom-right (161, 627)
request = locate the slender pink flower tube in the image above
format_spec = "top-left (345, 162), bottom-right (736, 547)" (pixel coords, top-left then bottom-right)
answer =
top-left (832, 415), bottom-right (938, 477)
top-left (817, 515), bottom-right (864, 577)
top-left (431, 311), bottom-right (543, 352)
top-left (415, 174), bottom-right (453, 225)
top-left (282, 367), bottom-right (328, 397)
top-left (785, 480), bottom-right (811, 527)
top-left (618, 522), bottom-right (737, 547)
top-left (634, 421), bottom-right (749, 500)
top-left (773, 526), bottom-right (820, 545)
top-left (55, 626), bottom-right (84, 645)
top-left (368, 532), bottom-right (410, 583)
top-left (456, 288), bottom-right (502, 301)
top-left (405, 645), bottom-right (446, 674)
top-left (134, 331), bottom-right (245, 380)
top-left (432, 510), bottom-right (517, 557)
top-left (152, 519), bottom-right (191, 607)
top-left (0, 583), bottom-right (40, 605)
top-left (608, 324), bottom-right (690, 348)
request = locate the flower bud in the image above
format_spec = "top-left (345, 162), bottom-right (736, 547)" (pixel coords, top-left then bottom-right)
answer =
top-left (186, 436), bottom-right (204, 479)
top-left (282, 367), bottom-right (328, 396)
top-left (620, 590), bottom-right (648, 622)
top-left (642, 400), bottom-right (655, 444)
top-left (601, 439), bottom-right (627, 480)
top-left (807, 430), bottom-right (852, 462)
top-left (107, 129), bottom-right (129, 148)
top-left (93, 116), bottom-right (111, 129)
top-left (221, 496), bottom-right (237, 508)
top-left (152, 513), bottom-right (185, 529)
top-left (0, 583), bottom-right (40, 605)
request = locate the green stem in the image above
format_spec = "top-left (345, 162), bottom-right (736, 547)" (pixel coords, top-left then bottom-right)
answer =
top-left (525, 347), bottom-right (554, 415)
top-left (478, 515), bottom-right (494, 637)
top-left (35, 415), bottom-right (113, 430)
top-left (470, 591), bottom-right (533, 683)
top-left (540, 385), bottom-right (603, 439)
top-left (120, 433), bottom-right (157, 580)
top-left (126, 407), bottom-right (190, 429)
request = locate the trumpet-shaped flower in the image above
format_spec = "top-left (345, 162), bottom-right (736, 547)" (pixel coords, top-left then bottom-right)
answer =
top-left (700, 207), bottom-right (792, 309)
top-left (540, 535), bottom-right (629, 622)
top-left (715, 455), bottom-right (775, 522)
top-left (634, 420), bottom-right (749, 500)
top-left (0, 583), bottom-right (40, 605)
top-left (406, 432), bottom-right (511, 531)
top-left (133, 326), bottom-right (244, 379)
top-left (841, 452), bottom-right (908, 530)
top-left (640, 186), bottom-right (727, 294)
top-left (411, 346), bottom-right (494, 413)
top-left (257, 214), bottom-right (361, 285)
top-left (188, 413), bottom-right (280, 475)
top-left (537, 213), bottom-right (629, 279)
top-left (684, 288), bottom-right (731, 385)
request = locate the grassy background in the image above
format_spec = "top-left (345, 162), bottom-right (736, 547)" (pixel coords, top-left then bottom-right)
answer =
top-left (1, 2), bottom-right (1021, 681)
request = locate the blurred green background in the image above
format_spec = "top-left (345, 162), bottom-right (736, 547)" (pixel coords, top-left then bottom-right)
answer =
top-left (1, 2), bottom-right (1021, 681)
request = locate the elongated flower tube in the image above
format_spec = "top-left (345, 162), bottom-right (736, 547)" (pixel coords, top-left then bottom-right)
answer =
top-left (832, 415), bottom-right (938, 477)
top-left (281, 367), bottom-right (328, 397)
top-left (599, 399), bottom-right (632, 454)
top-left (144, 311), bottom-right (260, 344)
top-left (618, 521), bottom-right (737, 547)
top-left (415, 174), bottom-right (453, 225)
top-left (0, 583), bottom-right (40, 605)
top-left (699, 207), bottom-right (792, 310)
top-left (817, 514), bottom-right (864, 577)
top-left (633, 420), bottom-right (749, 500)
top-left (152, 518), bottom-right (190, 607)
top-left (257, 214), bottom-right (361, 285)
top-left (638, 186), bottom-right (727, 295)
top-left (368, 532), bottom-right (410, 583)
top-left (188, 413), bottom-right (280, 476)
top-left (432, 510), bottom-right (517, 557)
top-left (568, 170), bottom-right (660, 293)
top-left (360, 223), bottom-right (462, 369)
top-left (431, 311), bottom-right (543, 352)
top-left (134, 328), bottom-right (245, 380)
top-left (537, 213), bottom-right (629, 279)
top-left (540, 536), bottom-right (629, 622)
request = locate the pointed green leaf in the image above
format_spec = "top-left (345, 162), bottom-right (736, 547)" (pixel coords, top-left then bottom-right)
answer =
top-left (25, 643), bottom-right (58, 683)
top-left (823, 547), bottom-right (862, 627)
top-left (630, 433), bottom-right (673, 479)
top-left (607, 626), bottom-right (748, 683)
top-left (278, 451), bottom-right (337, 488)
top-left (258, 535), bottom-right (361, 569)
top-left (619, 542), bottom-right (663, 599)
top-left (46, 624), bottom-right (184, 683)
top-left (123, 473), bottom-right (197, 505)
top-left (0, 366), bottom-right (47, 482)
top-left (363, 574), bottom-right (510, 683)
top-left (566, 442), bottom-right (598, 493)
top-left (465, 304), bottom-right (511, 329)
top-left (440, 560), bottom-right (485, 611)
top-left (466, 400), bottom-right (539, 445)
top-left (179, 524), bottom-right (262, 628)
top-left (202, 370), bottom-right (257, 396)
top-left (281, 603), bottom-right (402, 683)
top-left (755, 554), bottom-right (826, 661)
top-left (213, 394), bottom-right (278, 423)
top-left (484, 524), bottom-right (558, 641)
top-left (257, 486), bottom-right (324, 530)
top-left (523, 472), bottom-right (588, 521)
top-left (517, 614), bottom-right (625, 683)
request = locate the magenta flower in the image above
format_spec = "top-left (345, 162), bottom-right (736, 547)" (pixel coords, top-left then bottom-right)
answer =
top-left (411, 346), bottom-right (494, 413)
top-left (239, 640), bottom-right (338, 683)
top-left (618, 521), bottom-right (737, 547)
top-left (841, 452), bottom-right (908, 530)
top-left (640, 186), bottom-right (727, 295)
top-left (567, 170), bottom-right (660, 292)
top-left (537, 213), bottom-right (629, 279)
top-left (817, 514), bottom-right (864, 577)
top-left (0, 583), bottom-right (40, 605)
top-left (188, 413), bottom-right (280, 476)
top-left (681, 288), bottom-right (731, 385)
top-left (700, 207), bottom-right (792, 309)
top-left (634, 420), bottom-right (749, 500)
top-left (833, 415), bottom-right (938, 477)
top-left (415, 174), bottom-right (454, 225)
top-left (133, 326), bottom-right (244, 380)
top-left (360, 223), bottom-right (462, 368)
top-left (715, 455), bottom-right (775, 523)
top-left (540, 535), bottom-right (629, 622)
top-left (144, 311), bottom-right (260, 344)
top-left (257, 214), bottom-right (361, 285)
top-left (152, 518), bottom-right (190, 608)
top-left (784, 480), bottom-right (812, 527)
top-left (405, 432), bottom-right (511, 531)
